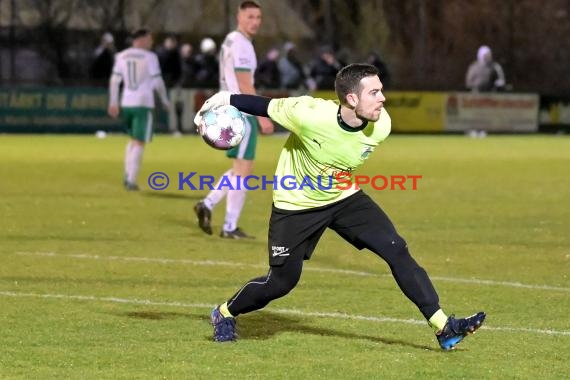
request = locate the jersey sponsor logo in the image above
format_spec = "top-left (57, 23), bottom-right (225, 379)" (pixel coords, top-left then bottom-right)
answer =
top-left (318, 164), bottom-right (353, 178)
top-left (361, 146), bottom-right (374, 159)
top-left (271, 246), bottom-right (290, 257)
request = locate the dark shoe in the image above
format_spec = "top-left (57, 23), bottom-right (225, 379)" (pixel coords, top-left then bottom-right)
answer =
top-left (220, 227), bottom-right (254, 239)
top-left (124, 181), bottom-right (139, 191)
top-left (194, 201), bottom-right (212, 235)
top-left (210, 306), bottom-right (237, 342)
top-left (436, 312), bottom-right (486, 350)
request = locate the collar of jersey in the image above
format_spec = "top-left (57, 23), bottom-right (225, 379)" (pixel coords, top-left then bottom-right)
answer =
top-left (337, 105), bottom-right (368, 132)
top-left (235, 29), bottom-right (253, 41)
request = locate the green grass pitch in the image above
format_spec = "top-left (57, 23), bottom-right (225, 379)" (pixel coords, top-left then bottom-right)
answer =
top-left (0, 134), bottom-right (569, 379)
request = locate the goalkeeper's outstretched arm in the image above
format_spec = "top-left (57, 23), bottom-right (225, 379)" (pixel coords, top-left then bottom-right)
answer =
top-left (194, 92), bottom-right (271, 127)
top-left (230, 94), bottom-right (270, 117)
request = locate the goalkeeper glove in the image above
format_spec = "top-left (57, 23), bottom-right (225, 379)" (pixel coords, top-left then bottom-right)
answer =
top-left (193, 91), bottom-right (232, 129)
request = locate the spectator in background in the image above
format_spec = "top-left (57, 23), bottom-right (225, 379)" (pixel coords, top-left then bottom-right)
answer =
top-left (255, 46), bottom-right (281, 89)
top-left (365, 51), bottom-right (391, 89)
top-left (465, 45), bottom-right (506, 92)
top-left (156, 36), bottom-right (183, 136)
top-left (278, 41), bottom-right (315, 90)
top-left (90, 32), bottom-right (115, 86)
top-left (193, 37), bottom-right (219, 88)
top-left (156, 35), bottom-right (182, 88)
top-left (179, 43), bottom-right (198, 88)
top-left (171, 42), bottom-right (198, 136)
top-left (310, 45), bottom-right (343, 90)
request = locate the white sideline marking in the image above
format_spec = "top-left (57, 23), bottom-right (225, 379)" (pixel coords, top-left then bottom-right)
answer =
top-left (15, 251), bottom-right (570, 293)
top-left (0, 290), bottom-right (569, 337)
top-left (430, 276), bottom-right (570, 292)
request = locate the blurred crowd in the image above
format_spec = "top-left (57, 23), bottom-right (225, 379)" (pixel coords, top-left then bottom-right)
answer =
top-left (89, 32), bottom-right (392, 92)
top-left (90, 32), bottom-right (510, 93)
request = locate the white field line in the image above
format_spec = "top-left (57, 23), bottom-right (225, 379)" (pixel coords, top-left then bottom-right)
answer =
top-left (15, 251), bottom-right (570, 293)
top-left (0, 290), bottom-right (568, 337)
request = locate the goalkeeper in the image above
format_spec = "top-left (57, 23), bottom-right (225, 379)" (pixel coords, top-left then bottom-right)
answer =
top-left (195, 63), bottom-right (486, 350)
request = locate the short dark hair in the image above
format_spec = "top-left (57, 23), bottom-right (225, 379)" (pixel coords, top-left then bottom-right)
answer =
top-left (131, 28), bottom-right (150, 40)
top-left (239, 1), bottom-right (261, 11)
top-left (335, 63), bottom-right (379, 105)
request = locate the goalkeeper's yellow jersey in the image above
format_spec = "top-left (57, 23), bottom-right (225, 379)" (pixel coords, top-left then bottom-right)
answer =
top-left (267, 96), bottom-right (391, 210)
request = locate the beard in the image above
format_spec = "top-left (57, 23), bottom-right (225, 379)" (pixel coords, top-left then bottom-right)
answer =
top-left (355, 107), bottom-right (381, 123)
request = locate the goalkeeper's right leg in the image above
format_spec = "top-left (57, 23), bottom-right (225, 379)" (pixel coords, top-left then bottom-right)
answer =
top-left (226, 257), bottom-right (303, 317)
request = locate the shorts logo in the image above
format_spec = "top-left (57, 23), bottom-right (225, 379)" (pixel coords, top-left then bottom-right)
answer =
top-left (271, 246), bottom-right (290, 257)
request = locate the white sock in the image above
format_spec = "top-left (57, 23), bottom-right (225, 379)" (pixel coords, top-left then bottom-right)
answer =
top-left (204, 169), bottom-right (233, 210)
top-left (127, 144), bottom-right (144, 184)
top-left (224, 183), bottom-right (247, 232)
top-left (124, 141), bottom-right (134, 179)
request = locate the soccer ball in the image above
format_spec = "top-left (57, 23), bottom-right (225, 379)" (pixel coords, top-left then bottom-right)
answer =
top-left (199, 105), bottom-right (246, 150)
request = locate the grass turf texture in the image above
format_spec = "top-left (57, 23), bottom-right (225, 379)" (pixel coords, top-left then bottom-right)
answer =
top-left (0, 134), bottom-right (569, 379)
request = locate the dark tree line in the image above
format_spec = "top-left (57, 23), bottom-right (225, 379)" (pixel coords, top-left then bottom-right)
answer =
top-left (1, 0), bottom-right (568, 94)
top-left (291, 0), bottom-right (570, 94)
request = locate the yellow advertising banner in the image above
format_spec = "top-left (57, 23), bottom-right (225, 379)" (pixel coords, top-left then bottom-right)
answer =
top-left (312, 91), bottom-right (446, 132)
top-left (384, 92), bottom-right (446, 132)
